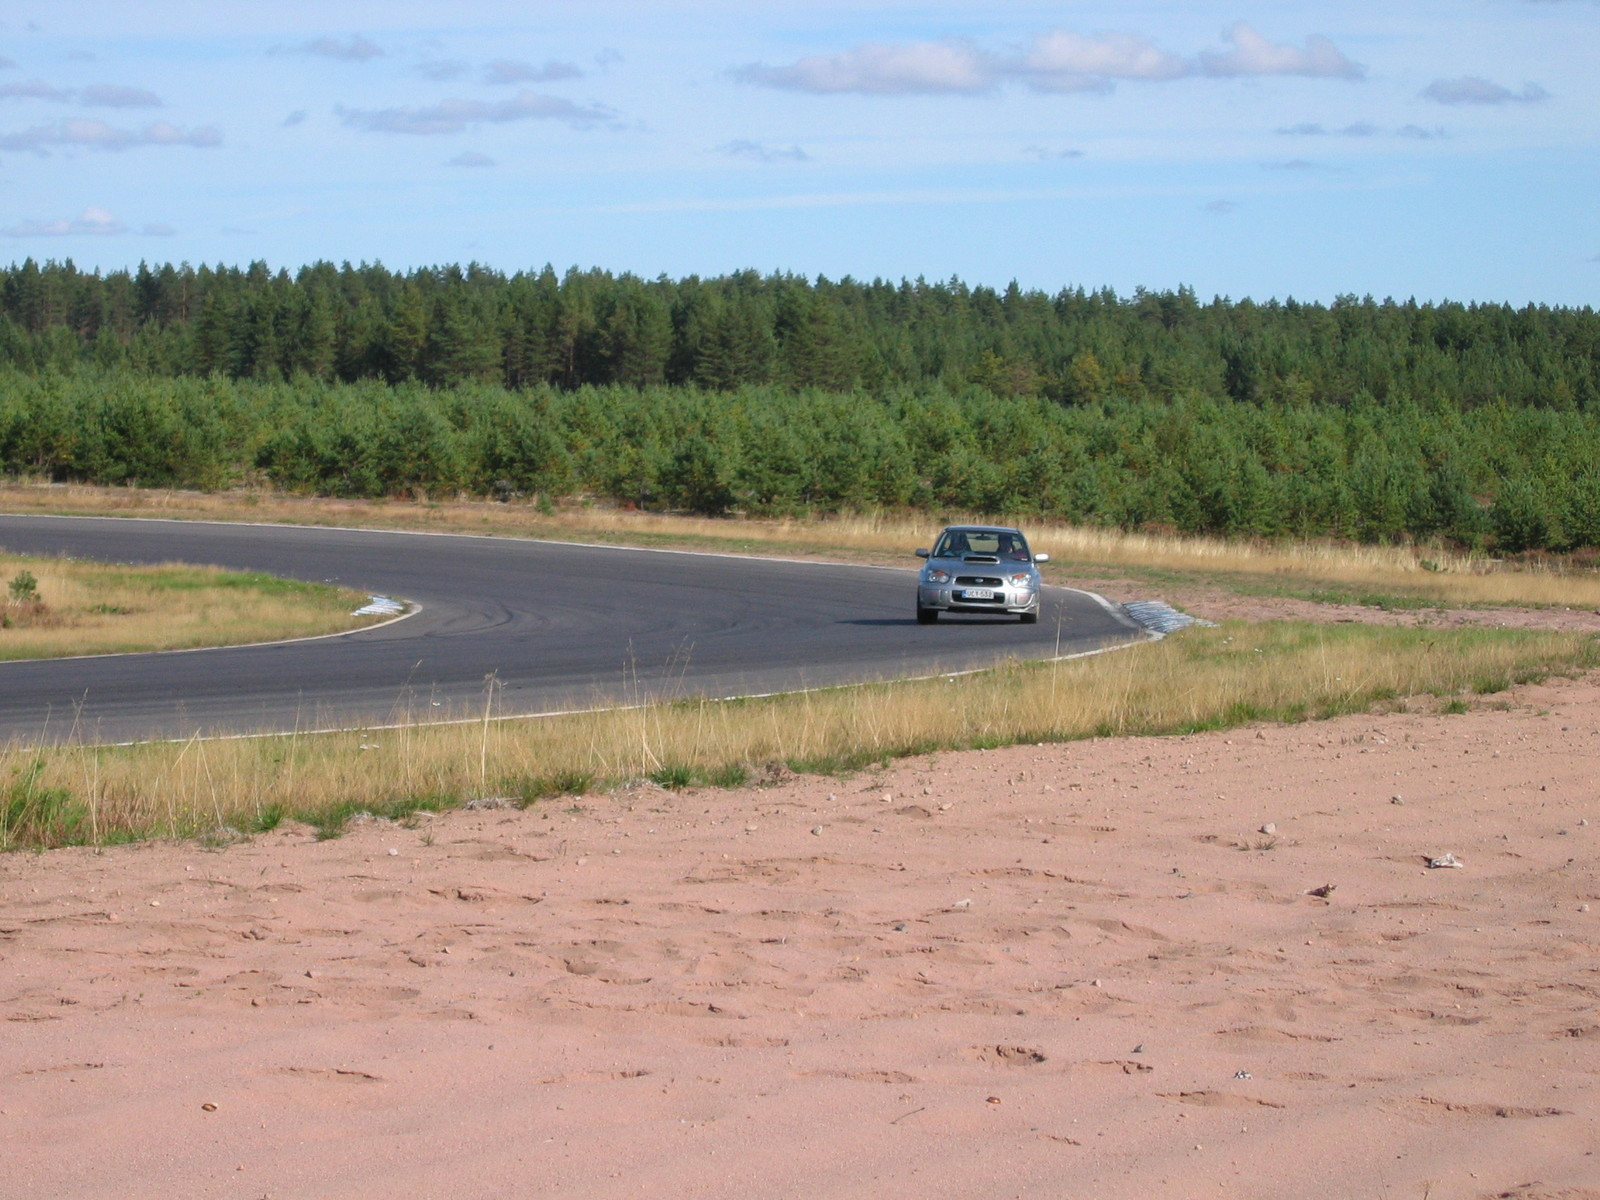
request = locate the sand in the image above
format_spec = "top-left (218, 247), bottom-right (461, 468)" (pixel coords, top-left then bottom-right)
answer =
top-left (4, 672), bottom-right (1600, 1199)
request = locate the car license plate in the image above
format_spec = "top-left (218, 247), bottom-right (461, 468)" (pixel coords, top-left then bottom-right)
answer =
top-left (962, 588), bottom-right (995, 600)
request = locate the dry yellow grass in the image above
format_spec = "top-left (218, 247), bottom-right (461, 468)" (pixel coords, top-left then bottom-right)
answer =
top-left (0, 551), bottom-right (387, 661)
top-left (6, 484), bottom-right (1594, 853)
top-left (4, 480), bottom-right (1597, 609)
top-left (3, 619), bottom-right (1591, 849)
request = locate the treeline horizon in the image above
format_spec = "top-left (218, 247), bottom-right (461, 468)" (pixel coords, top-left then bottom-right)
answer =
top-left (1, 257), bottom-right (1597, 406)
top-left (1, 257), bottom-right (1598, 554)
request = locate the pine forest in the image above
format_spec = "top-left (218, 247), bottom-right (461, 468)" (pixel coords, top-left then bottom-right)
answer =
top-left (2, 257), bottom-right (1599, 553)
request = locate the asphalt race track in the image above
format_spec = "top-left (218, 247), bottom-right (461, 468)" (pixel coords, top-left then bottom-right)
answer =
top-left (0, 515), bottom-right (1143, 744)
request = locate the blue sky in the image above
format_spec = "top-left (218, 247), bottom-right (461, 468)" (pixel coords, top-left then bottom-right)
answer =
top-left (1, 0), bottom-right (1596, 304)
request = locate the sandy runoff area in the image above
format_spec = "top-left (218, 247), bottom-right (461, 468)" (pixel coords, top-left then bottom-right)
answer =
top-left (3, 673), bottom-right (1599, 1199)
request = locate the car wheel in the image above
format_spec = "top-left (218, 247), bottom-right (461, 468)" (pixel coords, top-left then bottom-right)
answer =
top-left (917, 605), bottom-right (939, 624)
top-left (1019, 608), bottom-right (1038, 624)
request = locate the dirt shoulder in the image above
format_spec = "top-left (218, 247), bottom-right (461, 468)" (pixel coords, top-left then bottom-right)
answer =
top-left (5, 669), bottom-right (1599, 1199)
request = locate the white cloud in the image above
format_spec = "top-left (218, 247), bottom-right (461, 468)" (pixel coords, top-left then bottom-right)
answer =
top-left (280, 35), bottom-right (382, 62)
top-left (0, 118), bottom-right (221, 152)
top-left (446, 150), bottom-right (496, 167)
top-left (1276, 121), bottom-right (1381, 137)
top-left (1199, 22), bottom-right (1365, 79)
top-left (3, 205), bottom-right (125, 236)
top-left (737, 23), bottom-right (1366, 98)
top-left (733, 40), bottom-right (993, 95)
top-left (483, 59), bottom-right (583, 85)
top-left (719, 139), bottom-right (809, 163)
top-left (0, 79), bottom-right (163, 106)
top-left (1023, 144), bottom-right (1084, 160)
top-left (1421, 76), bottom-right (1549, 105)
top-left (1263, 158), bottom-right (1320, 170)
top-left (0, 78), bottom-right (71, 101)
top-left (80, 84), bottom-right (161, 108)
top-left (140, 121), bottom-right (221, 146)
top-left (1277, 120), bottom-right (1448, 140)
top-left (1016, 30), bottom-right (1185, 93)
top-left (338, 90), bottom-right (614, 134)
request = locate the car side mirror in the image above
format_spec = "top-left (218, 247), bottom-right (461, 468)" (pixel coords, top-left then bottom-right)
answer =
top-left (1033, 553), bottom-right (1050, 563)
top-left (915, 548), bottom-right (930, 558)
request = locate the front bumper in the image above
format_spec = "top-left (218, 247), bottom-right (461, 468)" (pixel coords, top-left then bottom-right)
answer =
top-left (919, 585), bottom-right (1037, 614)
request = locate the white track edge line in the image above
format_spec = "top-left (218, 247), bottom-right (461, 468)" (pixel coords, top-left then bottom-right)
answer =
top-left (0, 602), bottom-right (419, 668)
top-left (99, 625), bottom-right (1160, 747)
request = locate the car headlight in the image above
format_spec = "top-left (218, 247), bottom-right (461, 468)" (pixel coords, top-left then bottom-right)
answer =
top-left (1007, 572), bottom-right (1031, 586)
top-left (924, 569), bottom-right (951, 584)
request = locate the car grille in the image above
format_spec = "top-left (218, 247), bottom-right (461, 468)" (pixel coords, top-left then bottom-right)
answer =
top-left (955, 575), bottom-right (1003, 587)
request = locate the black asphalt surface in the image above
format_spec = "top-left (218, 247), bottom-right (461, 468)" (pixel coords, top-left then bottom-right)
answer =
top-left (0, 515), bottom-right (1142, 743)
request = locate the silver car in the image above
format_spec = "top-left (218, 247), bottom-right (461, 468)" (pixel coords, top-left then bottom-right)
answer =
top-left (915, 525), bottom-right (1050, 624)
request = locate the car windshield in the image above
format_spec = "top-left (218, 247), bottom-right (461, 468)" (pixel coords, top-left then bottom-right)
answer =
top-left (934, 530), bottom-right (1031, 561)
